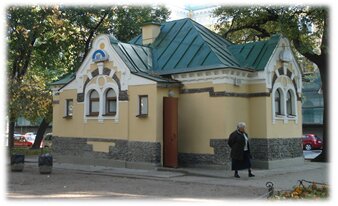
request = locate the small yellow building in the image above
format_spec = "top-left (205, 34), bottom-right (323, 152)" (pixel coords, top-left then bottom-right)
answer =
top-left (51, 18), bottom-right (303, 169)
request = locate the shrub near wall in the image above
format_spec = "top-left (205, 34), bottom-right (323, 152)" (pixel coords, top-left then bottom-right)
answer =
top-left (272, 180), bottom-right (328, 200)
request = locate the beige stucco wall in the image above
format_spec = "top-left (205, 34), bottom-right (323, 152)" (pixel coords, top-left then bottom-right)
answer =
top-left (266, 100), bottom-right (303, 138)
top-left (178, 82), bottom-right (253, 154)
top-left (52, 89), bottom-right (129, 139)
top-left (127, 84), bottom-right (157, 142)
top-left (53, 83), bottom-right (175, 160)
top-left (53, 77), bottom-right (302, 157)
top-left (53, 89), bottom-right (84, 138)
top-left (248, 96), bottom-right (268, 138)
top-left (177, 81), bottom-right (302, 155)
top-left (53, 83), bottom-right (183, 144)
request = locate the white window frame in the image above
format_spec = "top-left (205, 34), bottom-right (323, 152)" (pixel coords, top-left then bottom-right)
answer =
top-left (272, 76), bottom-right (298, 124)
top-left (104, 88), bottom-right (117, 116)
top-left (274, 88), bottom-right (284, 116)
top-left (64, 99), bottom-right (73, 118)
top-left (84, 77), bottom-right (119, 123)
top-left (137, 95), bottom-right (148, 117)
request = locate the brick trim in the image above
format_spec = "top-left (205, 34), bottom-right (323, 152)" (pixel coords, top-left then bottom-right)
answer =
top-left (180, 87), bottom-right (270, 98)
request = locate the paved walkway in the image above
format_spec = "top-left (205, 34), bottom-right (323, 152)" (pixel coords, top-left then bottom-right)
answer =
top-left (24, 156), bottom-right (329, 193)
top-left (160, 162), bottom-right (328, 191)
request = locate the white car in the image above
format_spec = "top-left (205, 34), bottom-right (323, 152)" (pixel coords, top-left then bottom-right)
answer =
top-left (24, 132), bottom-right (36, 143)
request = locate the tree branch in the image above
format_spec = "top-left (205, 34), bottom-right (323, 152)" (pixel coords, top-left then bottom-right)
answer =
top-left (224, 10), bottom-right (278, 39)
top-left (19, 34), bottom-right (37, 78)
top-left (81, 12), bottom-right (109, 62)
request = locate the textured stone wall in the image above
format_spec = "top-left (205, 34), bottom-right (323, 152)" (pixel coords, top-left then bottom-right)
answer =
top-left (178, 138), bottom-right (302, 169)
top-left (52, 136), bottom-right (161, 164)
top-left (210, 139), bottom-right (231, 165)
top-left (250, 138), bottom-right (303, 161)
top-left (126, 141), bottom-right (161, 163)
top-left (52, 136), bottom-right (302, 169)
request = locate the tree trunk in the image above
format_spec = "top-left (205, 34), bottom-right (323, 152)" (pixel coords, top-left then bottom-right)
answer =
top-left (31, 118), bottom-right (50, 149)
top-left (312, 62), bottom-right (328, 162)
top-left (8, 121), bottom-right (15, 152)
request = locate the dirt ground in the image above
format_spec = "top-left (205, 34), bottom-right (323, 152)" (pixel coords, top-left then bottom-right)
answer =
top-left (7, 164), bottom-right (266, 200)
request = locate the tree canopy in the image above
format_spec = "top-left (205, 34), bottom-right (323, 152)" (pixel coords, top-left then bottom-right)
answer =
top-left (213, 6), bottom-right (327, 73)
top-left (213, 6), bottom-right (329, 161)
top-left (6, 5), bottom-right (171, 148)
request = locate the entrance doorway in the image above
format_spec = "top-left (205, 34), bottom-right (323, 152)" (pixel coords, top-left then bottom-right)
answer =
top-left (163, 97), bottom-right (178, 168)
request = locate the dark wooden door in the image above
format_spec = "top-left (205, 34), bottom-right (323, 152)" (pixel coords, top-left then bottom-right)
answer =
top-left (163, 97), bottom-right (178, 168)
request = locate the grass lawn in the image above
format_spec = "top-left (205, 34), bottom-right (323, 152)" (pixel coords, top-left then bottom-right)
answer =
top-left (10, 147), bottom-right (51, 156)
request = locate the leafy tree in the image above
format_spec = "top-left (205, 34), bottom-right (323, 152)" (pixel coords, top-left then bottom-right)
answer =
top-left (112, 5), bottom-right (170, 42)
top-left (213, 6), bottom-right (328, 161)
top-left (58, 5), bottom-right (170, 70)
top-left (7, 5), bottom-right (170, 149)
top-left (7, 6), bottom-right (65, 149)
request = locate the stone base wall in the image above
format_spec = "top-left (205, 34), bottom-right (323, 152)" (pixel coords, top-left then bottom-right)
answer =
top-left (178, 138), bottom-right (303, 169)
top-left (250, 137), bottom-right (304, 169)
top-left (52, 136), bottom-right (303, 170)
top-left (250, 137), bottom-right (303, 161)
top-left (52, 136), bottom-right (161, 169)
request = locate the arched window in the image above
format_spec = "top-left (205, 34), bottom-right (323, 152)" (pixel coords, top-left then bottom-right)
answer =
top-left (287, 90), bottom-right (295, 116)
top-left (275, 88), bottom-right (283, 115)
top-left (105, 88), bottom-right (116, 115)
top-left (89, 90), bottom-right (99, 116)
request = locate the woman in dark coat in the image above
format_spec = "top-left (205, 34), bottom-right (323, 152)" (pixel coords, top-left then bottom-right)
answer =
top-left (228, 122), bottom-right (255, 178)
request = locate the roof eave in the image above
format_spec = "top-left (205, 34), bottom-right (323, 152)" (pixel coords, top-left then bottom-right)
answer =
top-left (157, 65), bottom-right (255, 75)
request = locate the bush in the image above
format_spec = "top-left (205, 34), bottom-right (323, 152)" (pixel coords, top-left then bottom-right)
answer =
top-left (10, 148), bottom-right (51, 156)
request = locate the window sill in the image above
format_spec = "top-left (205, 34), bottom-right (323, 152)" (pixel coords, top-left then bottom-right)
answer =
top-left (136, 114), bottom-right (148, 118)
top-left (86, 114), bottom-right (99, 117)
top-left (273, 115), bottom-right (298, 124)
top-left (274, 115), bottom-right (297, 119)
top-left (63, 115), bottom-right (73, 119)
top-left (103, 113), bottom-right (116, 116)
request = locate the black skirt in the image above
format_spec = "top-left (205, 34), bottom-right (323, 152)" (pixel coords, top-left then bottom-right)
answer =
top-left (232, 150), bottom-right (251, 171)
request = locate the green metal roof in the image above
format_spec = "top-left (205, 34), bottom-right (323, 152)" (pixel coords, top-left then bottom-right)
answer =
top-left (228, 35), bottom-right (281, 71)
top-left (111, 42), bottom-right (179, 83)
top-left (130, 18), bottom-right (280, 74)
top-left (54, 18), bottom-right (281, 86)
top-left (130, 18), bottom-right (243, 74)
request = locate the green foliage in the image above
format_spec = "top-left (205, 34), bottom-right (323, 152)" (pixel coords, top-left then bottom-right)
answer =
top-left (10, 147), bottom-right (51, 156)
top-left (8, 73), bottom-right (52, 122)
top-left (213, 6), bottom-right (329, 162)
top-left (113, 5), bottom-right (170, 42)
top-left (7, 5), bottom-right (170, 124)
top-left (213, 6), bottom-right (327, 67)
top-left (58, 5), bottom-right (170, 70)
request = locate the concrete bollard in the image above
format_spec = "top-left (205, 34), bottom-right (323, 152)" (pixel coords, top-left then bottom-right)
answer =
top-left (38, 154), bottom-right (53, 174)
top-left (11, 154), bottom-right (25, 172)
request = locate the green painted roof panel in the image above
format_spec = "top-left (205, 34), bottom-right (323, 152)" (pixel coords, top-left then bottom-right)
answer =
top-left (228, 35), bottom-right (280, 71)
top-left (112, 42), bottom-right (178, 83)
top-left (129, 18), bottom-right (248, 74)
top-left (152, 19), bottom-right (241, 72)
